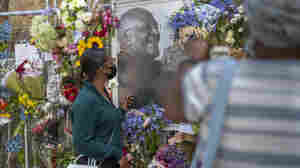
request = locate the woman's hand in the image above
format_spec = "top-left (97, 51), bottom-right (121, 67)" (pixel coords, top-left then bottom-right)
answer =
top-left (120, 96), bottom-right (136, 111)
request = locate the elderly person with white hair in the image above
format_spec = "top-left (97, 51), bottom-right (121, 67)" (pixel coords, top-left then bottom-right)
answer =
top-left (157, 0), bottom-right (300, 168)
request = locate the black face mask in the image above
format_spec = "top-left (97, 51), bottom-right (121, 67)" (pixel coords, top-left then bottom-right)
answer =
top-left (107, 65), bottom-right (117, 80)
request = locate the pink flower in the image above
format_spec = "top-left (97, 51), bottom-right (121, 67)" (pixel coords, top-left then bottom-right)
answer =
top-left (103, 23), bottom-right (107, 29)
top-left (108, 18), bottom-right (112, 25)
top-left (52, 54), bottom-right (59, 62)
top-left (104, 15), bottom-right (109, 22)
top-left (113, 17), bottom-right (120, 28)
top-left (69, 44), bottom-right (77, 49)
top-left (106, 9), bottom-right (112, 16)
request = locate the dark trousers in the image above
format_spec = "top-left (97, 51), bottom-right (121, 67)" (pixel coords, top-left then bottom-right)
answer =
top-left (77, 156), bottom-right (120, 168)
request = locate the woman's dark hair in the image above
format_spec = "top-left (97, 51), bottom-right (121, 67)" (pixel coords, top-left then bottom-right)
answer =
top-left (80, 47), bottom-right (106, 82)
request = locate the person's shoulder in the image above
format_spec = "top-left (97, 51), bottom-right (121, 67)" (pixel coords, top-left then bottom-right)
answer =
top-left (185, 59), bottom-right (231, 79)
top-left (72, 87), bottom-right (97, 108)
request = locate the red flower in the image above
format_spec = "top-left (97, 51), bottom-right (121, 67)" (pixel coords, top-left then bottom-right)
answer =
top-left (64, 127), bottom-right (72, 135)
top-left (113, 17), bottom-right (120, 28)
top-left (32, 125), bottom-right (43, 134)
top-left (94, 26), bottom-right (108, 38)
top-left (63, 84), bottom-right (79, 102)
top-left (56, 24), bottom-right (65, 30)
top-left (122, 147), bottom-right (128, 156)
top-left (32, 119), bottom-right (49, 134)
top-left (16, 60), bottom-right (28, 78)
top-left (0, 98), bottom-right (8, 111)
top-left (82, 31), bottom-right (90, 37)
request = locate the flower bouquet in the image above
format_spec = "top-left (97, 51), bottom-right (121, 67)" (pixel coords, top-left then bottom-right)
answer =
top-left (59, 0), bottom-right (90, 31)
top-left (169, 0), bottom-right (248, 49)
top-left (31, 16), bottom-right (58, 52)
top-left (209, 0), bottom-right (248, 48)
top-left (122, 104), bottom-right (172, 167)
top-left (169, 2), bottom-right (221, 47)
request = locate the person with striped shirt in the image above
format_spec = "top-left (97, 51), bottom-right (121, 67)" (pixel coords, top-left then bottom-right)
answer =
top-left (159, 0), bottom-right (300, 167)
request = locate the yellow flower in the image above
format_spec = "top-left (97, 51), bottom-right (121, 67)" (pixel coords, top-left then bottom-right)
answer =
top-left (0, 113), bottom-right (11, 118)
top-left (87, 36), bottom-right (103, 49)
top-left (75, 60), bottom-right (81, 67)
top-left (26, 99), bottom-right (37, 108)
top-left (77, 40), bottom-right (87, 56)
top-left (19, 94), bottom-right (29, 105)
top-left (30, 38), bottom-right (36, 44)
top-left (24, 110), bottom-right (30, 115)
top-left (78, 48), bottom-right (85, 57)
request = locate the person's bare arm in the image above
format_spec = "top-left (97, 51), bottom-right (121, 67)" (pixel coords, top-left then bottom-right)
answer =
top-left (155, 40), bottom-right (209, 122)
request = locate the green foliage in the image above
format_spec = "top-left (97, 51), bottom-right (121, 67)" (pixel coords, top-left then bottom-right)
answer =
top-left (0, 42), bottom-right (8, 52)
top-left (56, 150), bottom-right (75, 168)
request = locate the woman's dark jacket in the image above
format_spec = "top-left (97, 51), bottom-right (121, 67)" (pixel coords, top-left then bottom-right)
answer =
top-left (71, 81), bottom-right (125, 161)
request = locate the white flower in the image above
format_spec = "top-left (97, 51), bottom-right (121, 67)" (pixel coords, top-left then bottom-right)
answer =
top-left (230, 17), bottom-right (238, 24)
top-left (238, 27), bottom-right (244, 33)
top-left (234, 14), bottom-right (242, 20)
top-left (31, 18), bottom-right (57, 52)
top-left (65, 20), bottom-right (73, 28)
top-left (108, 78), bottom-right (119, 89)
top-left (61, 1), bottom-right (67, 9)
top-left (237, 5), bottom-right (245, 14)
top-left (61, 11), bottom-right (71, 26)
top-left (42, 102), bottom-right (52, 112)
top-left (220, 26), bottom-right (226, 33)
top-left (77, 0), bottom-right (87, 8)
top-left (69, 0), bottom-right (87, 10)
top-left (75, 20), bottom-right (86, 32)
top-left (69, 1), bottom-right (76, 10)
top-left (244, 16), bottom-right (248, 22)
top-left (225, 30), bottom-right (235, 44)
top-left (24, 63), bottom-right (31, 69)
top-left (77, 11), bottom-right (92, 23)
top-left (62, 72), bottom-right (68, 77)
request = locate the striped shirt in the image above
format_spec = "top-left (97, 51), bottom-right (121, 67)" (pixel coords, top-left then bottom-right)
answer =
top-left (183, 60), bottom-right (300, 168)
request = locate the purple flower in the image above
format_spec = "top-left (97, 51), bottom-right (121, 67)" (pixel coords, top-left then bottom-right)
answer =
top-left (155, 144), bottom-right (189, 167)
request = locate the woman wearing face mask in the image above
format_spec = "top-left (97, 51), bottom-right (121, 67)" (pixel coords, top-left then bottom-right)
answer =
top-left (71, 46), bottom-right (134, 168)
